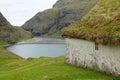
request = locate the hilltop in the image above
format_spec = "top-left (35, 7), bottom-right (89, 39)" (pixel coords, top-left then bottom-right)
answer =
top-left (62, 0), bottom-right (120, 45)
top-left (22, 0), bottom-right (99, 37)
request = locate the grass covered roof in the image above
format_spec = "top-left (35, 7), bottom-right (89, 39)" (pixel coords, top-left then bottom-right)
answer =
top-left (62, 0), bottom-right (120, 45)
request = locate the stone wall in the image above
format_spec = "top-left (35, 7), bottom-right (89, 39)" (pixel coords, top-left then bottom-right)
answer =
top-left (65, 38), bottom-right (120, 76)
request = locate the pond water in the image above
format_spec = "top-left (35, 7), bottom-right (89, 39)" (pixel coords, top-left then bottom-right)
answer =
top-left (6, 44), bottom-right (66, 58)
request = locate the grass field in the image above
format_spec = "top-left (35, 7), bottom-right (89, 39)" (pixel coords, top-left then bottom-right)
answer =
top-left (0, 50), bottom-right (120, 80)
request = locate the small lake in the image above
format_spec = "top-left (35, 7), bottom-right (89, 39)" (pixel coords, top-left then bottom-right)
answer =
top-left (6, 44), bottom-right (66, 58)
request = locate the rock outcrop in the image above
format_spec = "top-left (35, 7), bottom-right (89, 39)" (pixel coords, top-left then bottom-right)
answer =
top-left (22, 0), bottom-right (99, 37)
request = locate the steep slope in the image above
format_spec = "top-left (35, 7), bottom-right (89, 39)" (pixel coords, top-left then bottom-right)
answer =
top-left (22, 9), bottom-right (59, 36)
top-left (0, 12), bottom-right (18, 43)
top-left (14, 26), bottom-right (32, 41)
top-left (22, 0), bottom-right (99, 37)
top-left (62, 0), bottom-right (120, 45)
top-left (0, 12), bottom-right (31, 44)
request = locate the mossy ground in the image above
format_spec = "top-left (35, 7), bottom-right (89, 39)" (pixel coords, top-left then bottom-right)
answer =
top-left (62, 0), bottom-right (120, 45)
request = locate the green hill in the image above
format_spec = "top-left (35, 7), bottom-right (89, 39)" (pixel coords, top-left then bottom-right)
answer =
top-left (0, 12), bottom-right (31, 44)
top-left (62, 0), bottom-right (120, 45)
top-left (0, 12), bottom-right (18, 43)
top-left (14, 26), bottom-right (32, 41)
top-left (22, 0), bottom-right (99, 37)
top-left (0, 12), bottom-right (31, 62)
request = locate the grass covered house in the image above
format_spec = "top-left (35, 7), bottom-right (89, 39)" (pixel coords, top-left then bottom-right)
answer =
top-left (62, 0), bottom-right (120, 76)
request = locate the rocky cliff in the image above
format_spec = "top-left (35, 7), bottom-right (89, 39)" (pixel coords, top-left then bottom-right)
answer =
top-left (22, 0), bottom-right (99, 37)
top-left (0, 12), bottom-right (31, 43)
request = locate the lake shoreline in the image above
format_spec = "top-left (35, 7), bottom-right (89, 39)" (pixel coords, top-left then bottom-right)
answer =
top-left (17, 37), bottom-right (65, 44)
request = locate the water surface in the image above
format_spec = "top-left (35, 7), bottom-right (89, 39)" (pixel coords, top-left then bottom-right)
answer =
top-left (6, 44), bottom-right (66, 58)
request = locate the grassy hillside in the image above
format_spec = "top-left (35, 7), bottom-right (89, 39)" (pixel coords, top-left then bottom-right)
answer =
top-left (0, 12), bottom-right (31, 75)
top-left (0, 46), bottom-right (21, 59)
top-left (0, 12), bottom-right (31, 43)
top-left (22, 9), bottom-right (59, 36)
top-left (62, 0), bottom-right (120, 45)
top-left (0, 43), bottom-right (22, 72)
top-left (22, 0), bottom-right (99, 37)
top-left (53, 0), bottom-right (98, 9)
top-left (0, 56), bottom-right (119, 80)
top-left (0, 12), bottom-right (18, 43)
top-left (14, 26), bottom-right (32, 41)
